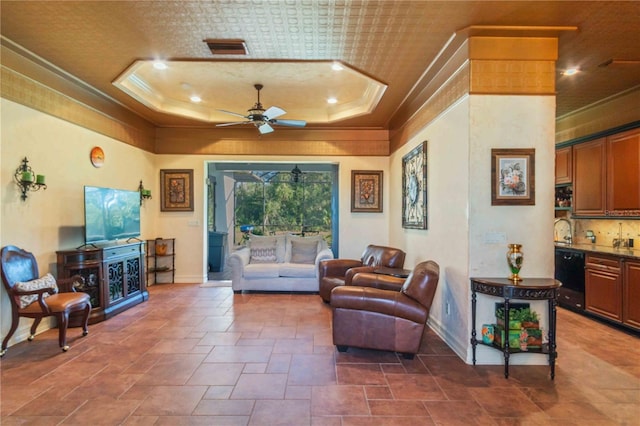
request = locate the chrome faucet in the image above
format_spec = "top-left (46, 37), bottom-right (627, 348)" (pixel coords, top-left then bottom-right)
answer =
top-left (554, 218), bottom-right (573, 244)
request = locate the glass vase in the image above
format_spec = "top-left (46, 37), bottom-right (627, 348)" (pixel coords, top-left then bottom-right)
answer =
top-left (506, 243), bottom-right (523, 281)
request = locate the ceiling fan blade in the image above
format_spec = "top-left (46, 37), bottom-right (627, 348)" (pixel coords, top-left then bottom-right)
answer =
top-left (218, 109), bottom-right (248, 119)
top-left (216, 121), bottom-right (250, 127)
top-left (271, 119), bottom-right (307, 127)
top-left (264, 106), bottom-right (286, 120)
top-left (258, 122), bottom-right (274, 134)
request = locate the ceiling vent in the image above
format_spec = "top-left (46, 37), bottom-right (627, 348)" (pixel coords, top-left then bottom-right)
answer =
top-left (204, 39), bottom-right (248, 55)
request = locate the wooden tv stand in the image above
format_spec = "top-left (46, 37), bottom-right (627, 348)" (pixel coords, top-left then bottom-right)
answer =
top-left (56, 241), bottom-right (148, 324)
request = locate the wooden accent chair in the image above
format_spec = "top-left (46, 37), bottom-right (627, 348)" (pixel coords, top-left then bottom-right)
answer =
top-left (0, 245), bottom-right (91, 356)
top-left (331, 260), bottom-right (440, 359)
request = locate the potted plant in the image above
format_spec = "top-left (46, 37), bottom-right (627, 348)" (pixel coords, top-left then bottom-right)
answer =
top-left (495, 307), bottom-right (522, 330)
top-left (519, 308), bottom-right (540, 329)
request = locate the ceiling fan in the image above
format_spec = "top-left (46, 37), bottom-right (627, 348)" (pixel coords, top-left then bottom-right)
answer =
top-left (216, 84), bottom-right (307, 134)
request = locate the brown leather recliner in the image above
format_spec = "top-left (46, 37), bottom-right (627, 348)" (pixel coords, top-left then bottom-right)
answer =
top-left (331, 260), bottom-right (440, 359)
top-left (318, 244), bottom-right (406, 303)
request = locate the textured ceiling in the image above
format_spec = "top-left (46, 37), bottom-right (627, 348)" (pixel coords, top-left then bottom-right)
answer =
top-left (1, 1), bottom-right (639, 130)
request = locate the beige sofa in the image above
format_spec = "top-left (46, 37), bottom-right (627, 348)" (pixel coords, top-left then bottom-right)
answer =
top-left (228, 234), bottom-right (334, 293)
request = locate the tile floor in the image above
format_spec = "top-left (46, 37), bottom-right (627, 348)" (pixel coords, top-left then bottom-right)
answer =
top-left (1, 283), bottom-right (638, 425)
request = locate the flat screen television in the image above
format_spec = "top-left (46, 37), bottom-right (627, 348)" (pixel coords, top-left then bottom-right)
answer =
top-left (84, 186), bottom-right (141, 244)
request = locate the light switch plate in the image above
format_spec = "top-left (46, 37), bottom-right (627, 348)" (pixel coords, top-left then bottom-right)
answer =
top-left (484, 232), bottom-right (507, 244)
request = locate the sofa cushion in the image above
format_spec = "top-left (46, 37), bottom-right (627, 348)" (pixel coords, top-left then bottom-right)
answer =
top-left (15, 273), bottom-right (58, 309)
top-left (244, 263), bottom-right (280, 279)
top-left (249, 234), bottom-right (285, 262)
top-left (279, 262), bottom-right (317, 278)
top-left (250, 246), bottom-right (277, 263)
top-left (285, 235), bottom-right (324, 263)
top-left (290, 240), bottom-right (318, 264)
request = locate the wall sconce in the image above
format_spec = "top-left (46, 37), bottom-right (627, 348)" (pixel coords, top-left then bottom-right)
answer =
top-left (14, 157), bottom-right (46, 201)
top-left (139, 180), bottom-right (152, 205)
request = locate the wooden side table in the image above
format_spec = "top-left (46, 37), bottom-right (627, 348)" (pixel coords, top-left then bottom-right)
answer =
top-left (470, 277), bottom-right (562, 379)
top-left (373, 267), bottom-right (412, 278)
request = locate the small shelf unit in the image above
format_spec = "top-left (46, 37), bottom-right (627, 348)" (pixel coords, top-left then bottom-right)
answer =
top-left (146, 238), bottom-right (175, 285)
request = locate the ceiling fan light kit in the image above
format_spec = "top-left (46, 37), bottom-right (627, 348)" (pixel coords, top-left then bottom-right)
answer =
top-left (217, 84), bottom-right (307, 134)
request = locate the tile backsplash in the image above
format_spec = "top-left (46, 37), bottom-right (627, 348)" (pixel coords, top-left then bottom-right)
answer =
top-left (572, 218), bottom-right (640, 246)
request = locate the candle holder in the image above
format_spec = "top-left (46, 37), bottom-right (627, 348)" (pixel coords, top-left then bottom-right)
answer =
top-left (139, 180), bottom-right (152, 205)
top-left (14, 157), bottom-right (46, 201)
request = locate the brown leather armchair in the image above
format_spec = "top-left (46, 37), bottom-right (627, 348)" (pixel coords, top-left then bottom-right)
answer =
top-left (331, 260), bottom-right (440, 359)
top-left (1, 245), bottom-right (91, 356)
top-left (318, 244), bottom-right (406, 302)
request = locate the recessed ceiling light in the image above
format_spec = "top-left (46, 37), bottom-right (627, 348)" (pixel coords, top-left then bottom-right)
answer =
top-left (562, 68), bottom-right (579, 76)
top-left (327, 97), bottom-right (337, 104)
top-left (331, 63), bottom-right (343, 71)
top-left (190, 95), bottom-right (202, 103)
top-left (153, 61), bottom-right (168, 70)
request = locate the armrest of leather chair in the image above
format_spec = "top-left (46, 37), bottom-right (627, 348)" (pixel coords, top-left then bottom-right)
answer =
top-left (344, 265), bottom-right (375, 285)
top-left (350, 272), bottom-right (404, 291)
top-left (314, 248), bottom-right (335, 276)
top-left (331, 285), bottom-right (427, 324)
top-left (318, 258), bottom-right (363, 278)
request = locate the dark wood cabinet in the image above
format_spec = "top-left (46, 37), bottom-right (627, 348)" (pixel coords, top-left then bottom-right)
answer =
top-left (573, 138), bottom-right (607, 216)
top-left (57, 242), bottom-right (148, 324)
top-left (555, 146), bottom-right (572, 185)
top-left (607, 128), bottom-right (640, 212)
top-left (623, 260), bottom-right (640, 330)
top-left (585, 254), bottom-right (622, 322)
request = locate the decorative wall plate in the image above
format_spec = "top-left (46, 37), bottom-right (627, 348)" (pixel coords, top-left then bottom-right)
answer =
top-left (90, 146), bottom-right (105, 168)
top-left (402, 141), bottom-right (427, 229)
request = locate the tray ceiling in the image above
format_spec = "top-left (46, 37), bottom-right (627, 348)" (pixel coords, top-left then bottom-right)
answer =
top-left (1, 1), bottom-right (638, 130)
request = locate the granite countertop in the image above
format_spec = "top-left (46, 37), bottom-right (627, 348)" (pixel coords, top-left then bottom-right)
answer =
top-left (554, 242), bottom-right (640, 260)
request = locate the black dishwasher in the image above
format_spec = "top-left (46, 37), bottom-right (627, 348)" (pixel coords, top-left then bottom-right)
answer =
top-left (554, 248), bottom-right (585, 311)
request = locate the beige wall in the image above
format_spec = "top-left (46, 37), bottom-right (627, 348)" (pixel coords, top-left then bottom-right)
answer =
top-left (0, 99), bottom-right (391, 347)
top-left (153, 155), bottom-right (391, 283)
top-left (387, 93), bottom-right (556, 365)
top-left (1, 99), bottom-right (157, 346)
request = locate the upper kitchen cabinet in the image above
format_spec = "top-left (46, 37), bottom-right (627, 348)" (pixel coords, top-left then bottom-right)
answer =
top-left (573, 138), bottom-right (607, 216)
top-left (555, 146), bottom-right (572, 185)
top-left (571, 127), bottom-right (640, 217)
top-left (607, 128), bottom-right (640, 212)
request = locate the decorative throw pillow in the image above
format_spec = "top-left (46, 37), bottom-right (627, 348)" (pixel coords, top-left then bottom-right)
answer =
top-left (250, 246), bottom-right (277, 263)
top-left (15, 273), bottom-right (58, 309)
top-left (285, 234), bottom-right (324, 263)
top-left (249, 234), bottom-right (286, 262)
top-left (290, 240), bottom-right (319, 264)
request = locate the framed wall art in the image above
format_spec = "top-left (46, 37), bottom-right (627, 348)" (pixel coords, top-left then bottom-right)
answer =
top-left (402, 141), bottom-right (428, 229)
top-left (351, 170), bottom-right (383, 213)
top-left (491, 148), bottom-right (535, 206)
top-left (160, 169), bottom-right (194, 212)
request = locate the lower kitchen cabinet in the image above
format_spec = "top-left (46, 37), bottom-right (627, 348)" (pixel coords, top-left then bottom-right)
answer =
top-left (585, 254), bottom-right (622, 322)
top-left (623, 260), bottom-right (640, 329)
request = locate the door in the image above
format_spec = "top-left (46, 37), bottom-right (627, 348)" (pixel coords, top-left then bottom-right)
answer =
top-left (585, 268), bottom-right (622, 322)
top-left (623, 260), bottom-right (640, 329)
top-left (573, 138), bottom-right (606, 216)
top-left (555, 146), bottom-right (572, 185)
top-left (607, 128), bottom-right (640, 212)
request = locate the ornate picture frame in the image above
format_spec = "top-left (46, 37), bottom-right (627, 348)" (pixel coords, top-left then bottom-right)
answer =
top-left (402, 141), bottom-right (428, 229)
top-left (160, 169), bottom-right (194, 212)
top-left (491, 148), bottom-right (535, 206)
top-left (351, 170), bottom-right (383, 213)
